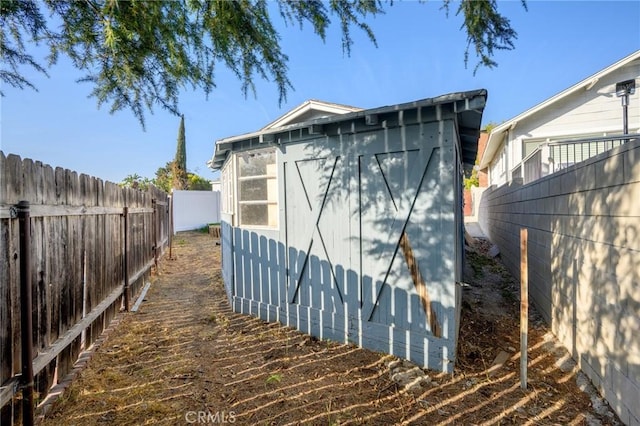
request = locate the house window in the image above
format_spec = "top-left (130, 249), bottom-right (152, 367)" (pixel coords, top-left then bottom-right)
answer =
top-left (236, 149), bottom-right (278, 228)
top-left (500, 149), bottom-right (507, 176)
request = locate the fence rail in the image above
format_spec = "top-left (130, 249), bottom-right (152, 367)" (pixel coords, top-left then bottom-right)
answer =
top-left (0, 152), bottom-right (170, 425)
top-left (521, 134), bottom-right (639, 184)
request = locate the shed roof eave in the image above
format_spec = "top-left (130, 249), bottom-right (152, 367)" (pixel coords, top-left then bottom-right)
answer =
top-left (209, 89), bottom-right (488, 171)
top-left (218, 90), bottom-right (487, 145)
top-left (208, 140), bottom-right (236, 171)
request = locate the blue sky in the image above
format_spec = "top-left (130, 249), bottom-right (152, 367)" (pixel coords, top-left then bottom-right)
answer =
top-left (1, 1), bottom-right (639, 184)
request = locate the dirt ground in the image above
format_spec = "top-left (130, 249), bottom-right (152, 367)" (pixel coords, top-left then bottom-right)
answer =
top-left (38, 231), bottom-right (620, 425)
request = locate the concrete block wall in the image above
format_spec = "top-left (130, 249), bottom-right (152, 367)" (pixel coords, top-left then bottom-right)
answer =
top-left (478, 140), bottom-right (640, 425)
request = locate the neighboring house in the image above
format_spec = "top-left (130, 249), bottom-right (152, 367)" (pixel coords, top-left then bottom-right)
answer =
top-left (480, 50), bottom-right (640, 186)
top-left (208, 91), bottom-right (487, 372)
top-left (477, 51), bottom-right (640, 424)
top-left (463, 131), bottom-right (489, 217)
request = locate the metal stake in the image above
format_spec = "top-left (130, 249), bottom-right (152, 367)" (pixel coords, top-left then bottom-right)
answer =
top-left (17, 201), bottom-right (34, 426)
top-left (123, 206), bottom-right (129, 311)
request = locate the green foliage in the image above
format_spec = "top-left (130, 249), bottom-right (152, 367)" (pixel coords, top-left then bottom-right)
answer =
top-left (464, 168), bottom-right (479, 190)
top-left (119, 173), bottom-right (153, 190)
top-left (153, 162), bottom-right (174, 193)
top-left (2, 0), bottom-right (524, 127)
top-left (0, 0), bottom-right (49, 92)
top-left (125, 161), bottom-right (211, 193)
top-left (265, 373), bottom-right (282, 385)
top-left (187, 173), bottom-right (212, 191)
top-left (1, 0), bottom-right (381, 128)
top-left (175, 115), bottom-right (187, 171)
top-left (482, 121), bottom-right (499, 133)
top-left (172, 115), bottom-right (188, 190)
top-left (444, 0), bottom-right (527, 74)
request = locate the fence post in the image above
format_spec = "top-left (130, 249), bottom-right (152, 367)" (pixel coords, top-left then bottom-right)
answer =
top-left (168, 195), bottom-right (173, 260)
top-left (152, 199), bottom-right (158, 269)
top-left (520, 228), bottom-right (528, 390)
top-left (123, 206), bottom-right (129, 311)
top-left (16, 201), bottom-right (34, 426)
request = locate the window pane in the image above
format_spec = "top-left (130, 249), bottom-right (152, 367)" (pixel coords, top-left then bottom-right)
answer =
top-left (238, 151), bottom-right (275, 177)
top-left (240, 204), bottom-right (269, 226)
top-left (234, 148), bottom-right (278, 228)
top-left (239, 179), bottom-right (268, 201)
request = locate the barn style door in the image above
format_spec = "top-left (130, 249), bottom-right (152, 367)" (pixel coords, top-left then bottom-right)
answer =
top-left (359, 146), bottom-right (443, 337)
top-left (284, 155), bottom-right (348, 316)
top-left (283, 128), bottom-right (448, 340)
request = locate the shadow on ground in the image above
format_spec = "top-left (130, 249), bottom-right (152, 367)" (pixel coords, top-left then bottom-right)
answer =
top-left (38, 232), bottom-right (619, 425)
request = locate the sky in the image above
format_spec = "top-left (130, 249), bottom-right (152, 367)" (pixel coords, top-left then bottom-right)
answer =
top-left (1, 1), bottom-right (639, 185)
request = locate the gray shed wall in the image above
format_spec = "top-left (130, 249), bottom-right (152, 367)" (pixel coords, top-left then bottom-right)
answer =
top-left (221, 116), bottom-right (466, 372)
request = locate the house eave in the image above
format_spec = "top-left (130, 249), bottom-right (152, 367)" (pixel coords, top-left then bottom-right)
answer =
top-left (479, 49), bottom-right (640, 169)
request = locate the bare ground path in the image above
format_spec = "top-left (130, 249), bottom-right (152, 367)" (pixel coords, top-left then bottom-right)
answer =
top-left (40, 232), bottom-right (619, 425)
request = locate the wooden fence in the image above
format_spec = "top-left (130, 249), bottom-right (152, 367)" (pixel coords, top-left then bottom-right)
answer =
top-left (0, 152), bottom-right (170, 424)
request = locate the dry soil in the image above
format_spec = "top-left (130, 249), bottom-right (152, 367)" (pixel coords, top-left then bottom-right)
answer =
top-left (38, 231), bottom-right (620, 425)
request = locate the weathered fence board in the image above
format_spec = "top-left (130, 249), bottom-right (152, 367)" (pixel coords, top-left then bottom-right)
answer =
top-left (0, 151), bottom-right (170, 424)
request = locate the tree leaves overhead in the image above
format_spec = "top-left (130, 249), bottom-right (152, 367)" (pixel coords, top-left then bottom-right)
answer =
top-left (42, 0), bottom-right (216, 128)
top-left (1, 0), bottom-right (524, 128)
top-left (0, 0), bottom-right (49, 91)
top-left (444, 0), bottom-right (527, 73)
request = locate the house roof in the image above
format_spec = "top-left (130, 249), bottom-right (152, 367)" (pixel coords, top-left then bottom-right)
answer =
top-left (208, 90), bottom-right (488, 171)
top-left (261, 99), bottom-right (362, 130)
top-left (479, 49), bottom-right (640, 169)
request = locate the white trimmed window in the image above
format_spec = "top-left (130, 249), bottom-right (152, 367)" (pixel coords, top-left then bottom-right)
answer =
top-left (236, 149), bottom-right (278, 228)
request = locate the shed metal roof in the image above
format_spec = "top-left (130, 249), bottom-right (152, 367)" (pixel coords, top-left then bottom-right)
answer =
top-left (208, 90), bottom-right (487, 171)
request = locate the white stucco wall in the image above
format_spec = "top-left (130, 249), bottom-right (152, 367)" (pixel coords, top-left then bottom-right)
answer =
top-left (172, 190), bottom-right (221, 233)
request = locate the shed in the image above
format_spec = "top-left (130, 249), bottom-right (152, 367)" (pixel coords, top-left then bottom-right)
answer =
top-left (209, 90), bottom-right (487, 372)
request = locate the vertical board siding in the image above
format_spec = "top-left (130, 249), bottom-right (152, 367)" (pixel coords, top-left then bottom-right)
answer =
top-left (221, 221), bottom-right (234, 301)
top-left (0, 152), bottom-right (170, 423)
top-left (222, 118), bottom-right (462, 373)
